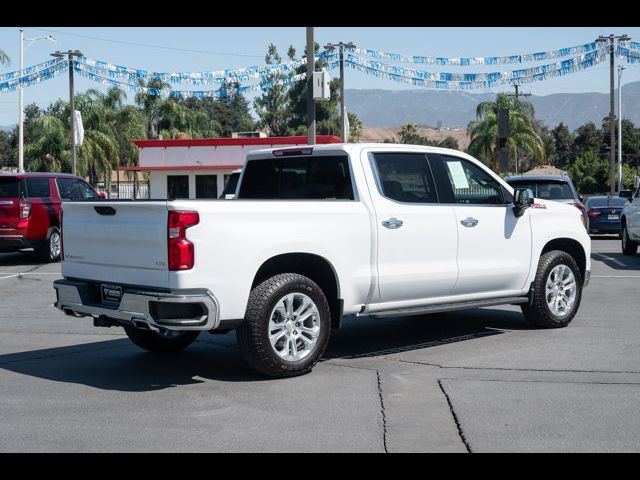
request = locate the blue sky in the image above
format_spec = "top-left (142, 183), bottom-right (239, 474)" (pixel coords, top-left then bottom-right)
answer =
top-left (1, 26), bottom-right (640, 126)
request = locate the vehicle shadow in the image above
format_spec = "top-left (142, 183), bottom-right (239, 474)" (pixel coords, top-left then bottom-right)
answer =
top-left (0, 307), bottom-right (530, 391)
top-left (0, 251), bottom-right (46, 267)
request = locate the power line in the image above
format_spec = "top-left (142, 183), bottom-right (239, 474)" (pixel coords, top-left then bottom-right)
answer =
top-left (30, 28), bottom-right (265, 59)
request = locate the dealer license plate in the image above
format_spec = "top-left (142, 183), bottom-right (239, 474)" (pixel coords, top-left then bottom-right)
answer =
top-left (608, 214), bottom-right (619, 220)
top-left (101, 284), bottom-right (122, 304)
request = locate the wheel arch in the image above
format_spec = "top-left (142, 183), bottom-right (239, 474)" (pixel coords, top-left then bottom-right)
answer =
top-left (251, 252), bottom-right (343, 329)
top-left (540, 238), bottom-right (587, 282)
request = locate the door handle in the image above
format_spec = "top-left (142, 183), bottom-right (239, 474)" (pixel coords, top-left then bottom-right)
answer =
top-left (382, 218), bottom-right (403, 229)
top-left (460, 217), bottom-right (479, 227)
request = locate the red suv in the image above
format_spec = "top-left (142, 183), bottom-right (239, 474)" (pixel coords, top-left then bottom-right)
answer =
top-left (0, 173), bottom-right (102, 262)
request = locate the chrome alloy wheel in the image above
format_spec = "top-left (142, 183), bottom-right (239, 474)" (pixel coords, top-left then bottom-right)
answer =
top-left (268, 292), bottom-right (321, 362)
top-left (50, 231), bottom-right (61, 259)
top-left (545, 264), bottom-right (577, 317)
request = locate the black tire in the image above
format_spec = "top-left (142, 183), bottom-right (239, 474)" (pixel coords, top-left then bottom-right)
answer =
top-left (123, 326), bottom-right (200, 353)
top-left (35, 227), bottom-right (61, 262)
top-left (236, 273), bottom-right (331, 378)
top-left (622, 223), bottom-right (638, 256)
top-left (521, 250), bottom-right (582, 329)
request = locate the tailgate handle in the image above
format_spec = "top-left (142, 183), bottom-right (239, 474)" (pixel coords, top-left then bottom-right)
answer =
top-left (94, 206), bottom-right (116, 216)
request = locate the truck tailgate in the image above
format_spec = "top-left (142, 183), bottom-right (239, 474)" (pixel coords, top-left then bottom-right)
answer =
top-left (61, 201), bottom-right (170, 288)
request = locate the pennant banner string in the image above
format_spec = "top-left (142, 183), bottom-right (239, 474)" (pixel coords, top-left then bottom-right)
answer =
top-left (0, 60), bottom-right (69, 93)
top-left (345, 48), bottom-right (608, 83)
top-left (0, 58), bottom-right (66, 83)
top-left (347, 41), bottom-right (603, 66)
top-left (344, 50), bottom-right (607, 90)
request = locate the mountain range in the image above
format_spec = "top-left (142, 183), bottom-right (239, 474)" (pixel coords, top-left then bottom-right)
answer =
top-left (346, 81), bottom-right (640, 131)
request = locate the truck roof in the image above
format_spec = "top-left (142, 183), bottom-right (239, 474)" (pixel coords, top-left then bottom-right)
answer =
top-left (245, 142), bottom-right (471, 160)
top-left (0, 172), bottom-right (81, 179)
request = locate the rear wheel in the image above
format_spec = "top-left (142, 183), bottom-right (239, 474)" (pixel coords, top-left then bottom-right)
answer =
top-left (123, 326), bottom-right (200, 353)
top-left (236, 273), bottom-right (331, 378)
top-left (35, 227), bottom-right (61, 262)
top-left (521, 250), bottom-right (582, 328)
top-left (622, 223), bottom-right (638, 255)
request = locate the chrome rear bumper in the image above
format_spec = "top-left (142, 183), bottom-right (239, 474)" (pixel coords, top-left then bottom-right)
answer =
top-left (53, 279), bottom-right (220, 331)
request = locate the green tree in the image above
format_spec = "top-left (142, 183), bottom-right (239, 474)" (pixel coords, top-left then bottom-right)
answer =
top-left (254, 44), bottom-right (294, 136)
top-left (347, 112), bottom-right (363, 143)
top-left (466, 93), bottom-right (545, 172)
top-left (568, 151), bottom-right (609, 194)
top-left (550, 122), bottom-right (574, 170)
top-left (286, 42), bottom-right (341, 137)
top-left (573, 122), bottom-right (602, 157)
top-left (213, 81), bottom-right (255, 136)
top-left (0, 49), bottom-right (9, 65)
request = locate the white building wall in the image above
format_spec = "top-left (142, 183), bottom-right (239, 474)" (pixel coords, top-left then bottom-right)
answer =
top-left (149, 169), bottom-right (236, 199)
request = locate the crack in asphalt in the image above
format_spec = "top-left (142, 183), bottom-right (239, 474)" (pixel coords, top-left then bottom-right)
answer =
top-left (391, 358), bottom-right (640, 375)
top-left (438, 379), bottom-right (472, 453)
top-left (376, 370), bottom-right (389, 453)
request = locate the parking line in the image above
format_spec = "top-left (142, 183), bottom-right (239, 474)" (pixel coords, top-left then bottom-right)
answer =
top-left (0, 274), bottom-right (20, 281)
top-left (0, 272), bottom-right (60, 275)
top-left (593, 253), bottom-right (627, 267)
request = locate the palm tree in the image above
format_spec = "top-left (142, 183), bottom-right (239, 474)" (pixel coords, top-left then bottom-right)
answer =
top-left (0, 49), bottom-right (9, 66)
top-left (467, 93), bottom-right (545, 172)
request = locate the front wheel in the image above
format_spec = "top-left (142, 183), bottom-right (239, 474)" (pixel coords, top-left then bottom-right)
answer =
top-left (236, 273), bottom-right (331, 378)
top-left (622, 223), bottom-right (638, 256)
top-left (521, 250), bottom-right (582, 328)
top-left (123, 326), bottom-right (200, 353)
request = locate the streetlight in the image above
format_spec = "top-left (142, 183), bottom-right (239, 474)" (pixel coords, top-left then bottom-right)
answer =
top-left (596, 33), bottom-right (630, 196)
top-left (18, 28), bottom-right (56, 173)
top-left (618, 64), bottom-right (625, 193)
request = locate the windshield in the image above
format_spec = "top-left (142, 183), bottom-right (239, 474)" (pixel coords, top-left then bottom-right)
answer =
top-left (508, 180), bottom-right (574, 200)
top-left (0, 178), bottom-right (21, 198)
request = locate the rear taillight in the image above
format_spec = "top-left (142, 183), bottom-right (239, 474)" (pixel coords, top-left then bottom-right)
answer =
top-left (571, 202), bottom-right (585, 213)
top-left (587, 210), bottom-right (601, 217)
top-left (19, 200), bottom-right (31, 219)
top-left (168, 210), bottom-right (199, 271)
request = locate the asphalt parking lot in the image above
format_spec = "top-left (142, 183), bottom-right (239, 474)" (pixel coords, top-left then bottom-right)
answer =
top-left (1, 236), bottom-right (640, 452)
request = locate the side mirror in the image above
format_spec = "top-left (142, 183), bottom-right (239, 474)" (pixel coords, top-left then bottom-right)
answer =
top-left (578, 195), bottom-right (585, 203)
top-left (513, 188), bottom-right (534, 217)
top-left (97, 192), bottom-right (107, 199)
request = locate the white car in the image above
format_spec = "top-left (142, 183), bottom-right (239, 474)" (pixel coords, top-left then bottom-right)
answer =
top-left (621, 186), bottom-right (640, 255)
top-left (54, 143), bottom-right (591, 377)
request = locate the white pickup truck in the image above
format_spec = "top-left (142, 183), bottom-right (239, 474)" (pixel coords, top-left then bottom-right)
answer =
top-left (54, 143), bottom-right (591, 377)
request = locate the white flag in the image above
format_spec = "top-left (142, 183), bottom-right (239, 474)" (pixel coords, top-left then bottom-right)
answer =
top-left (74, 110), bottom-right (84, 146)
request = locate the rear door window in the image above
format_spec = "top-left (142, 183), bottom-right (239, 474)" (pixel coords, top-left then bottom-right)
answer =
top-left (24, 177), bottom-right (51, 198)
top-left (371, 152), bottom-right (437, 203)
top-left (238, 155), bottom-right (354, 200)
top-left (0, 178), bottom-right (21, 198)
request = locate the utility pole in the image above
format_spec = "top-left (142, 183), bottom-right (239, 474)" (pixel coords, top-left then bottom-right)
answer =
top-left (324, 41), bottom-right (356, 143)
top-left (618, 65), bottom-right (625, 193)
top-left (51, 49), bottom-right (82, 175)
top-left (597, 34), bottom-right (630, 196)
top-left (306, 27), bottom-right (316, 145)
top-left (506, 84), bottom-right (531, 174)
top-left (18, 28), bottom-right (56, 173)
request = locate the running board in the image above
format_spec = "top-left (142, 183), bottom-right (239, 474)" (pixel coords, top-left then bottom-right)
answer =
top-left (367, 296), bottom-right (529, 318)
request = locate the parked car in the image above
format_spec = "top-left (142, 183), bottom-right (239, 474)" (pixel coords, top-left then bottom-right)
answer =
top-left (219, 169), bottom-right (241, 199)
top-left (619, 189), bottom-right (633, 201)
top-left (622, 185), bottom-right (640, 255)
top-left (0, 172), bottom-right (102, 262)
top-left (503, 174), bottom-right (585, 217)
top-left (54, 144), bottom-right (591, 377)
top-left (584, 196), bottom-right (627, 236)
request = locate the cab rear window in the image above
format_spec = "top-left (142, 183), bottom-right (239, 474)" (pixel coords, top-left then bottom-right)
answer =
top-left (0, 178), bottom-right (21, 198)
top-left (238, 155), bottom-right (354, 200)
